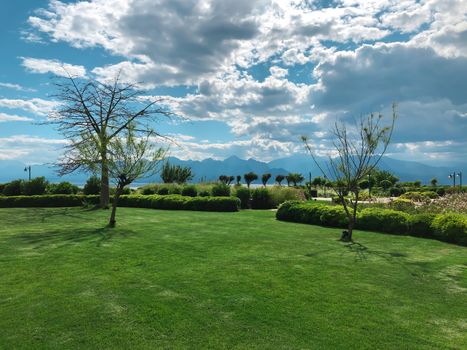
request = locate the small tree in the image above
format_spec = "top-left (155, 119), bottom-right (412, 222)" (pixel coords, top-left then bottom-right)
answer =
top-left (83, 175), bottom-right (101, 195)
top-left (431, 178), bottom-right (438, 187)
top-left (302, 104), bottom-right (397, 241)
top-left (236, 175), bottom-right (242, 185)
top-left (244, 172), bottom-right (258, 189)
top-left (287, 173), bottom-right (304, 186)
top-left (380, 179), bottom-right (392, 191)
top-left (107, 127), bottom-right (165, 227)
top-left (219, 175), bottom-right (228, 184)
top-left (261, 173), bottom-right (271, 187)
top-left (275, 175), bottom-right (285, 186)
top-left (161, 162), bottom-right (193, 183)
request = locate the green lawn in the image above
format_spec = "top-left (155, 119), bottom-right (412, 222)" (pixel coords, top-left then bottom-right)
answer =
top-left (0, 208), bottom-right (466, 349)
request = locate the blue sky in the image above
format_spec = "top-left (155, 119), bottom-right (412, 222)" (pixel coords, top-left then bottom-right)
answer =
top-left (1, 0), bottom-right (466, 166)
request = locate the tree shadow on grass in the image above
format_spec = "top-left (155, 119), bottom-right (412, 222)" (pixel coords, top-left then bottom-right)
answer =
top-left (31, 206), bottom-right (102, 223)
top-left (305, 240), bottom-right (419, 277)
top-left (11, 225), bottom-right (134, 250)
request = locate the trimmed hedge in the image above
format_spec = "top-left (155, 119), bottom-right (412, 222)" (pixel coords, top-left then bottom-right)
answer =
top-left (118, 195), bottom-right (240, 212)
top-left (0, 195), bottom-right (99, 208)
top-left (0, 194), bottom-right (240, 212)
top-left (276, 201), bottom-right (467, 245)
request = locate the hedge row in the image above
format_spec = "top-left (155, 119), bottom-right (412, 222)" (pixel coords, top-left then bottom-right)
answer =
top-left (0, 194), bottom-right (240, 212)
top-left (0, 195), bottom-right (99, 207)
top-left (117, 195), bottom-right (240, 212)
top-left (276, 201), bottom-right (467, 246)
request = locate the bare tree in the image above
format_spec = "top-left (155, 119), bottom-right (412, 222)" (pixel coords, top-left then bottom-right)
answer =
top-left (302, 104), bottom-right (397, 241)
top-left (49, 73), bottom-right (172, 208)
top-left (107, 126), bottom-right (166, 227)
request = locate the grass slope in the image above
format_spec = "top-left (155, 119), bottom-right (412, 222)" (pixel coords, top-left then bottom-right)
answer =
top-left (0, 208), bottom-right (466, 349)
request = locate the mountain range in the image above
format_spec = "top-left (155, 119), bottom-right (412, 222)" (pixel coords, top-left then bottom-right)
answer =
top-left (0, 155), bottom-right (464, 185)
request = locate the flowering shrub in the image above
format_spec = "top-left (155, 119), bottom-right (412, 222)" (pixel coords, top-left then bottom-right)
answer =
top-left (418, 193), bottom-right (467, 215)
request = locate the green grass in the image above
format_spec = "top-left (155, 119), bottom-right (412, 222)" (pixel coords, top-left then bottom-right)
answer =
top-left (0, 208), bottom-right (466, 349)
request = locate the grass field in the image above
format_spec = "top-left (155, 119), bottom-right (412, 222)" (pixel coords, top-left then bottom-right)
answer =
top-left (0, 207), bottom-right (466, 349)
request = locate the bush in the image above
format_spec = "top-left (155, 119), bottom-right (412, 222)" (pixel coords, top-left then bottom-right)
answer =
top-left (276, 201), bottom-right (466, 245)
top-left (432, 214), bottom-right (467, 245)
top-left (22, 177), bottom-right (48, 196)
top-left (234, 187), bottom-right (250, 209)
top-left (251, 188), bottom-right (273, 209)
top-left (169, 185), bottom-right (182, 195)
top-left (269, 186), bottom-right (304, 208)
top-left (211, 183), bottom-right (231, 197)
top-left (359, 208), bottom-right (410, 234)
top-left (409, 213), bottom-right (436, 237)
top-left (198, 190), bottom-right (210, 197)
top-left (389, 187), bottom-right (404, 197)
top-left (0, 195), bottom-right (99, 208)
top-left (182, 185), bottom-right (197, 197)
top-left (83, 176), bottom-right (101, 195)
top-left (319, 206), bottom-right (348, 228)
top-left (389, 198), bottom-right (416, 213)
top-left (118, 194), bottom-right (240, 212)
top-left (400, 191), bottom-right (435, 202)
top-left (435, 187), bottom-right (446, 196)
top-left (2, 180), bottom-right (23, 196)
top-left (47, 182), bottom-right (79, 195)
top-left (141, 185), bottom-right (158, 195)
top-left (158, 187), bottom-right (169, 195)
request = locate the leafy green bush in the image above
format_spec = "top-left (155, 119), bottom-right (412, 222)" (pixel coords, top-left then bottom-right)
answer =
top-left (409, 213), bottom-right (436, 237)
top-left (251, 188), bottom-right (273, 209)
top-left (269, 186), bottom-right (304, 207)
top-left (158, 187), bottom-right (169, 195)
top-left (400, 191), bottom-right (432, 202)
top-left (47, 182), bottom-right (79, 195)
top-left (83, 176), bottom-right (101, 195)
top-left (432, 214), bottom-right (467, 244)
top-left (435, 187), bottom-right (446, 196)
top-left (359, 208), bottom-right (410, 234)
top-left (389, 187), bottom-right (404, 197)
top-left (319, 206), bottom-right (348, 228)
top-left (22, 177), bottom-right (48, 196)
top-left (118, 194), bottom-right (239, 212)
top-left (141, 185), bottom-right (158, 195)
top-left (169, 185), bottom-right (182, 195)
top-left (198, 190), bottom-right (210, 197)
top-left (234, 187), bottom-right (250, 209)
top-left (0, 195), bottom-right (99, 207)
top-left (389, 198), bottom-right (416, 213)
top-left (182, 185), bottom-right (197, 197)
top-left (2, 180), bottom-right (23, 196)
top-left (211, 183), bottom-right (231, 197)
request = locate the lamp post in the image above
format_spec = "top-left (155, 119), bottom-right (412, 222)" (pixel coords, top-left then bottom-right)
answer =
top-left (448, 173), bottom-right (456, 187)
top-left (24, 165), bottom-right (31, 181)
top-left (368, 172), bottom-right (371, 199)
top-left (457, 172), bottom-right (463, 188)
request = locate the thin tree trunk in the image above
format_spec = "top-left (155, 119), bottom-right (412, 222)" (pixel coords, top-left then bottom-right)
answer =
top-left (109, 190), bottom-right (121, 227)
top-left (100, 151), bottom-right (110, 209)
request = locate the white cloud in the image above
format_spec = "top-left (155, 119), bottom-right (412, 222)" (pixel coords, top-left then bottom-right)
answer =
top-left (0, 135), bottom-right (68, 163)
top-left (21, 57), bottom-right (86, 78)
top-left (0, 98), bottom-right (59, 116)
top-left (0, 82), bottom-right (36, 92)
top-left (0, 113), bottom-right (33, 123)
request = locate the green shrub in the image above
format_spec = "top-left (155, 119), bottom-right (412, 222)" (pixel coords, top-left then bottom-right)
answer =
top-left (319, 206), bottom-right (348, 228)
top-left (47, 182), bottom-right (79, 195)
top-left (2, 180), bottom-right (23, 196)
top-left (359, 208), bottom-right (410, 234)
top-left (118, 194), bottom-right (239, 212)
top-left (432, 214), bottom-right (467, 245)
top-left (83, 176), bottom-right (101, 195)
top-left (0, 183), bottom-right (5, 193)
top-left (269, 186), bottom-right (303, 208)
top-left (22, 177), bottom-right (48, 196)
top-left (400, 191), bottom-right (431, 202)
top-left (435, 187), bottom-right (446, 196)
top-left (234, 187), bottom-right (250, 209)
top-left (169, 185), bottom-right (182, 195)
top-left (389, 187), bottom-right (404, 197)
top-left (198, 190), bottom-right (210, 197)
top-left (158, 187), bottom-right (169, 195)
top-left (181, 185), bottom-right (197, 197)
top-left (141, 185), bottom-right (158, 195)
top-left (421, 191), bottom-right (439, 199)
top-left (212, 183), bottom-right (231, 197)
top-left (0, 195), bottom-right (99, 208)
top-left (389, 198), bottom-right (416, 213)
top-left (409, 213), bottom-right (436, 237)
top-left (251, 188), bottom-right (273, 209)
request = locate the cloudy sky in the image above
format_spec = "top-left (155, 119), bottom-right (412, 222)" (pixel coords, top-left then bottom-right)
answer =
top-left (0, 0), bottom-right (466, 166)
